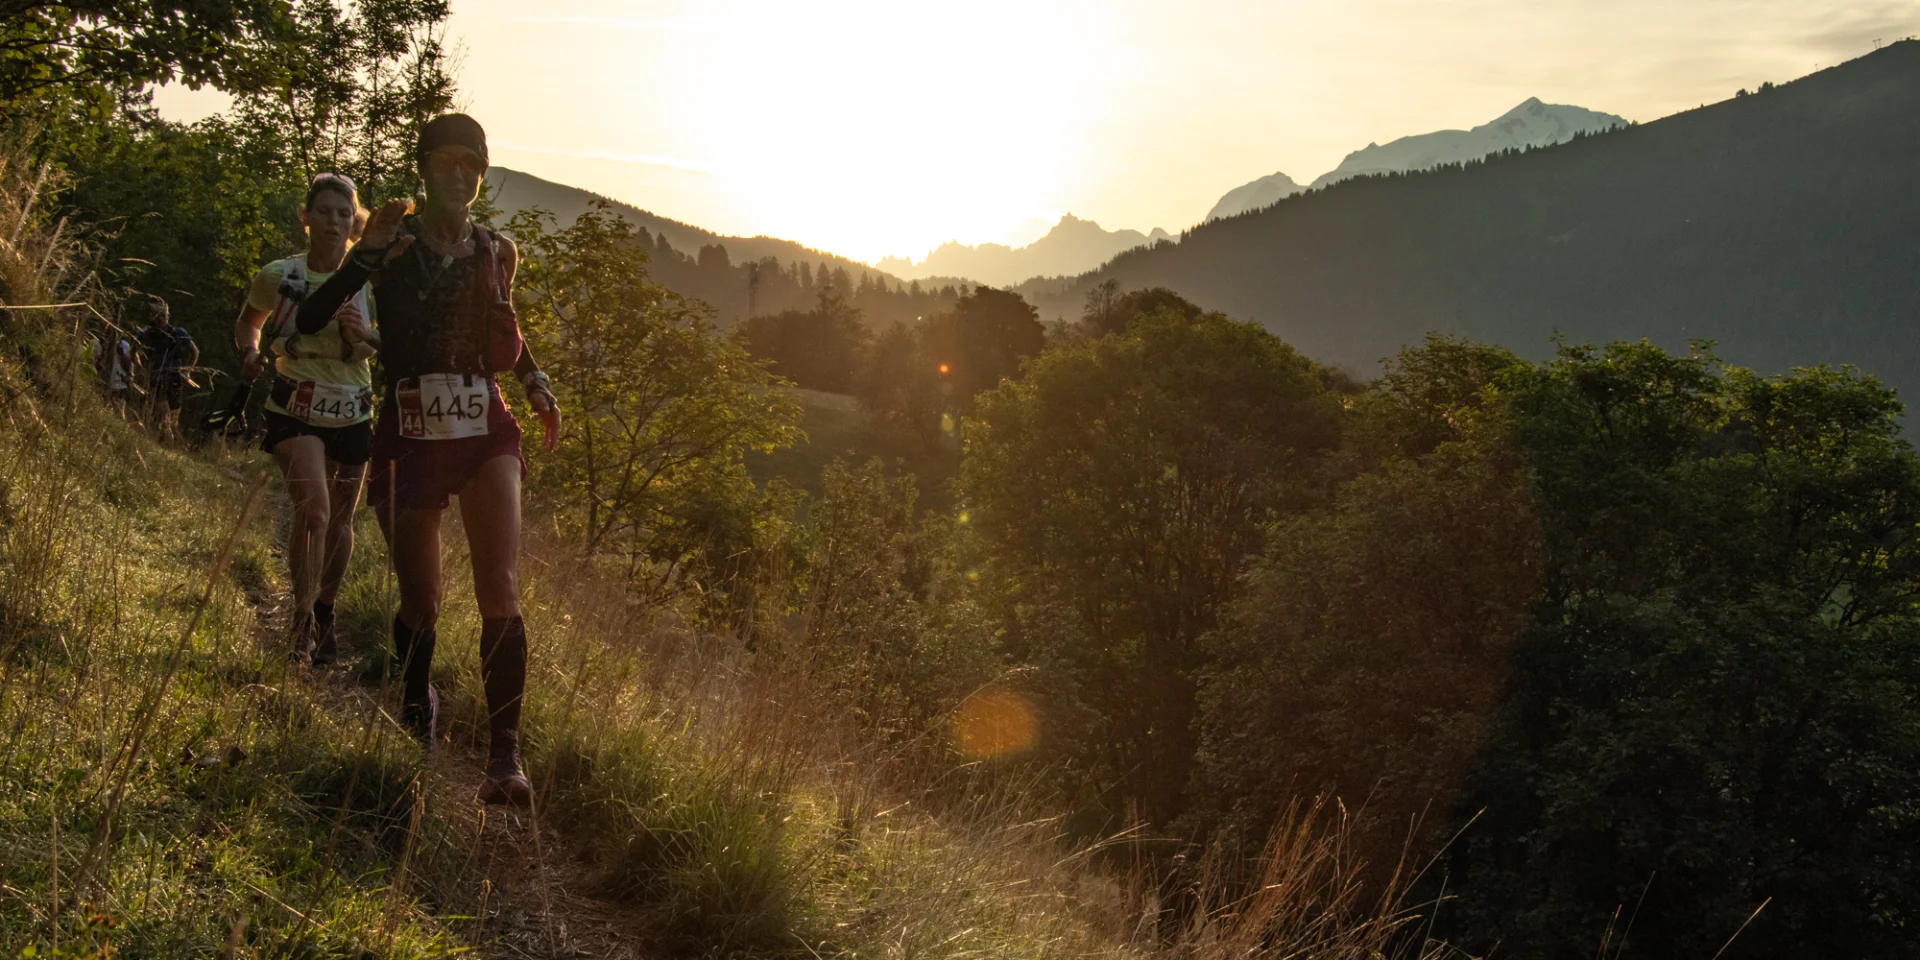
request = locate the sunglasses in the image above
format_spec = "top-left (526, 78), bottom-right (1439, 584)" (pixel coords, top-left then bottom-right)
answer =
top-left (312, 171), bottom-right (356, 188)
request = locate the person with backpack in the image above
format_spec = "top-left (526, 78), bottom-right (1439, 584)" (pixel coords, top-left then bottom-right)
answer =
top-left (137, 298), bottom-right (197, 441)
top-left (104, 335), bottom-right (134, 414)
top-left (295, 114), bottom-right (560, 807)
top-left (234, 172), bottom-right (378, 665)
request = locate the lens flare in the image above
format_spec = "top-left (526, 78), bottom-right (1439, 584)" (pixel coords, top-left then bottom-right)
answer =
top-left (953, 688), bottom-right (1037, 759)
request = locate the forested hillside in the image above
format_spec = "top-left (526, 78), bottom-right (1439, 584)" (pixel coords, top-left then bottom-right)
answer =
top-left (1021, 41), bottom-right (1920, 408)
top-left (490, 166), bottom-right (962, 326)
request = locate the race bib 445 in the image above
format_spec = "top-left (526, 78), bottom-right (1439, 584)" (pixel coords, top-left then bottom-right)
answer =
top-left (397, 374), bottom-right (491, 440)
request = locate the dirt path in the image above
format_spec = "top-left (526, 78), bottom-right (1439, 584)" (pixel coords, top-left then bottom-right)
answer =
top-left (253, 581), bottom-right (648, 959)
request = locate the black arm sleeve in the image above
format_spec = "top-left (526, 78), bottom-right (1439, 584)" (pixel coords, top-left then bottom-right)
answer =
top-left (513, 341), bottom-right (541, 379)
top-left (294, 259), bottom-right (375, 334)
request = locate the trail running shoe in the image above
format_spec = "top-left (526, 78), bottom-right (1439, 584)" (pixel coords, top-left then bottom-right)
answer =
top-left (310, 613), bottom-right (339, 666)
top-left (288, 612), bottom-right (316, 666)
top-left (401, 686), bottom-right (439, 749)
top-left (478, 735), bottom-right (533, 807)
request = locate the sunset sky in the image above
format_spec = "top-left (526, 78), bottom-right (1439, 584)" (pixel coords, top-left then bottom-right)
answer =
top-left (158, 0), bottom-right (1917, 263)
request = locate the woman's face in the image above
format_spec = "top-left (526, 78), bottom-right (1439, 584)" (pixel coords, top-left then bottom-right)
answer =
top-left (301, 188), bottom-right (356, 250)
top-left (421, 146), bottom-right (485, 208)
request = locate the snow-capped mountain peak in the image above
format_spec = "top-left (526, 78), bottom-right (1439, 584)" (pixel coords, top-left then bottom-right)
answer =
top-left (1206, 99), bottom-right (1627, 221)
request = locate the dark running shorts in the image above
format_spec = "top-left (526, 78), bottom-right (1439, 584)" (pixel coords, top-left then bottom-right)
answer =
top-left (262, 410), bottom-right (374, 466)
top-left (149, 373), bottom-right (184, 408)
top-left (367, 386), bottom-right (524, 513)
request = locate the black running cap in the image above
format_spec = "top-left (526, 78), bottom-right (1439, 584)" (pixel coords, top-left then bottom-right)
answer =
top-left (416, 113), bottom-right (488, 167)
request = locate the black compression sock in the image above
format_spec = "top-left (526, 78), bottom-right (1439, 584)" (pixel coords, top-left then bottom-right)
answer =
top-left (479, 616), bottom-right (528, 739)
top-left (313, 601), bottom-right (335, 625)
top-left (393, 615), bottom-right (436, 706)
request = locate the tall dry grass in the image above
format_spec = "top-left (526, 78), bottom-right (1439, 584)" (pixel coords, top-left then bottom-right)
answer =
top-left (377, 495), bottom-right (1472, 958)
top-left (0, 139), bottom-right (466, 958)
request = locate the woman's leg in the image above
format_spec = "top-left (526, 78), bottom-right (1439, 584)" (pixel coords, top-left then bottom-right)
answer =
top-left (459, 454), bottom-right (531, 804)
top-left (388, 502), bottom-right (445, 743)
top-left (309, 459), bottom-right (366, 664)
top-left (318, 460), bottom-right (366, 606)
top-left (272, 434), bottom-right (330, 660)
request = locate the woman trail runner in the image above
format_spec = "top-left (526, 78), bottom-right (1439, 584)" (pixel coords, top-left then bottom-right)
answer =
top-left (234, 172), bottom-right (377, 665)
top-left (296, 114), bottom-right (561, 807)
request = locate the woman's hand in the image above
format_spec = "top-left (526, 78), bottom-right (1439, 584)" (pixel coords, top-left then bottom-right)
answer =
top-left (530, 389), bottom-right (561, 452)
top-left (335, 300), bottom-right (374, 344)
top-left (358, 198), bottom-right (415, 262)
top-left (240, 347), bottom-right (268, 381)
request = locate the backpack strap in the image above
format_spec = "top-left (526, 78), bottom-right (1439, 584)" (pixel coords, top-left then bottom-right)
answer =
top-left (473, 222), bottom-right (505, 372)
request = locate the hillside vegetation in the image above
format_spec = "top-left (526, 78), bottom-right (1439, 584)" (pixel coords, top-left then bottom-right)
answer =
top-left (1021, 42), bottom-right (1920, 408)
top-left (8, 6), bottom-right (1920, 958)
top-left (0, 143), bottom-right (1449, 958)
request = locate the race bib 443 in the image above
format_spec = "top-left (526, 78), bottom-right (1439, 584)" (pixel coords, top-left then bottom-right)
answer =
top-left (397, 374), bottom-right (491, 440)
top-left (289, 380), bottom-right (369, 427)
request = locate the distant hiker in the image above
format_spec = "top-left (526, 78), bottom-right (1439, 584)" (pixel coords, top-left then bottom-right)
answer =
top-left (102, 335), bottom-right (134, 413)
top-left (296, 114), bottom-right (561, 807)
top-left (234, 172), bottom-right (378, 665)
top-left (137, 298), bottom-right (196, 442)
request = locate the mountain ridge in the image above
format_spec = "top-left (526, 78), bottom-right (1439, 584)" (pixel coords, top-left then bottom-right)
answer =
top-left (1019, 41), bottom-right (1920, 414)
top-left (877, 214), bottom-right (1173, 288)
top-left (485, 166), bottom-right (895, 283)
top-left (1205, 98), bottom-right (1628, 221)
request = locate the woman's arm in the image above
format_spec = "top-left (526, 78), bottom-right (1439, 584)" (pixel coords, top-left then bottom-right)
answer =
top-left (295, 260), bottom-right (374, 335)
top-left (297, 199), bottom-right (413, 335)
top-left (236, 263), bottom-right (283, 380)
top-left (497, 231), bottom-right (561, 452)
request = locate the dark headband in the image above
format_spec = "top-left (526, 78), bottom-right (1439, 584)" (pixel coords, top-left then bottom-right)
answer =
top-left (416, 113), bottom-right (488, 168)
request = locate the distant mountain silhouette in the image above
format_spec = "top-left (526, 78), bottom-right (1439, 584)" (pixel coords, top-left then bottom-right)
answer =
top-left (1019, 41), bottom-right (1920, 417)
top-left (876, 214), bottom-right (1174, 288)
top-left (486, 166), bottom-right (889, 284)
top-left (484, 167), bottom-right (968, 327)
top-left (1205, 172), bottom-right (1305, 223)
top-left (1205, 99), bottom-right (1627, 221)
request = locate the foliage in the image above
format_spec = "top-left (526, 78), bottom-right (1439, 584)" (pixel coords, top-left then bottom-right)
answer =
top-left (0, 0), bottom-right (292, 112)
top-left (1079, 281), bottom-right (1204, 338)
top-left (1435, 342), bottom-right (1920, 957)
top-left (1196, 414), bottom-right (1542, 876)
top-left (786, 459), bottom-right (996, 739)
top-left (47, 113), bottom-right (301, 376)
top-left (509, 199), bottom-right (801, 584)
top-left (963, 308), bottom-right (1342, 825)
top-left (854, 318), bottom-right (946, 446)
top-left (920, 285), bottom-right (1045, 413)
top-left (228, 0), bottom-right (454, 200)
top-left (738, 288), bottom-right (871, 393)
top-left (853, 286), bottom-right (1046, 450)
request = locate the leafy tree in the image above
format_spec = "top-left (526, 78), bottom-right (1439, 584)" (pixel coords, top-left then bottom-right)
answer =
top-left (1195, 338), bottom-right (1540, 877)
top-left (0, 0), bottom-right (292, 111)
top-left (919, 286), bottom-right (1044, 414)
top-left (1079, 284), bottom-right (1203, 338)
top-left (510, 199), bottom-right (801, 581)
top-left (1080, 278), bottom-right (1122, 334)
top-left (51, 112), bottom-right (301, 378)
top-left (854, 319), bottom-right (942, 446)
top-left (738, 288), bottom-right (869, 393)
top-left (1435, 343), bottom-right (1920, 957)
top-left (963, 308), bottom-right (1342, 824)
top-left (228, 0), bottom-right (454, 199)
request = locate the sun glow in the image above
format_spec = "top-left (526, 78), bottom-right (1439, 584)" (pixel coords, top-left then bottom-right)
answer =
top-left (685, 0), bottom-right (1102, 263)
